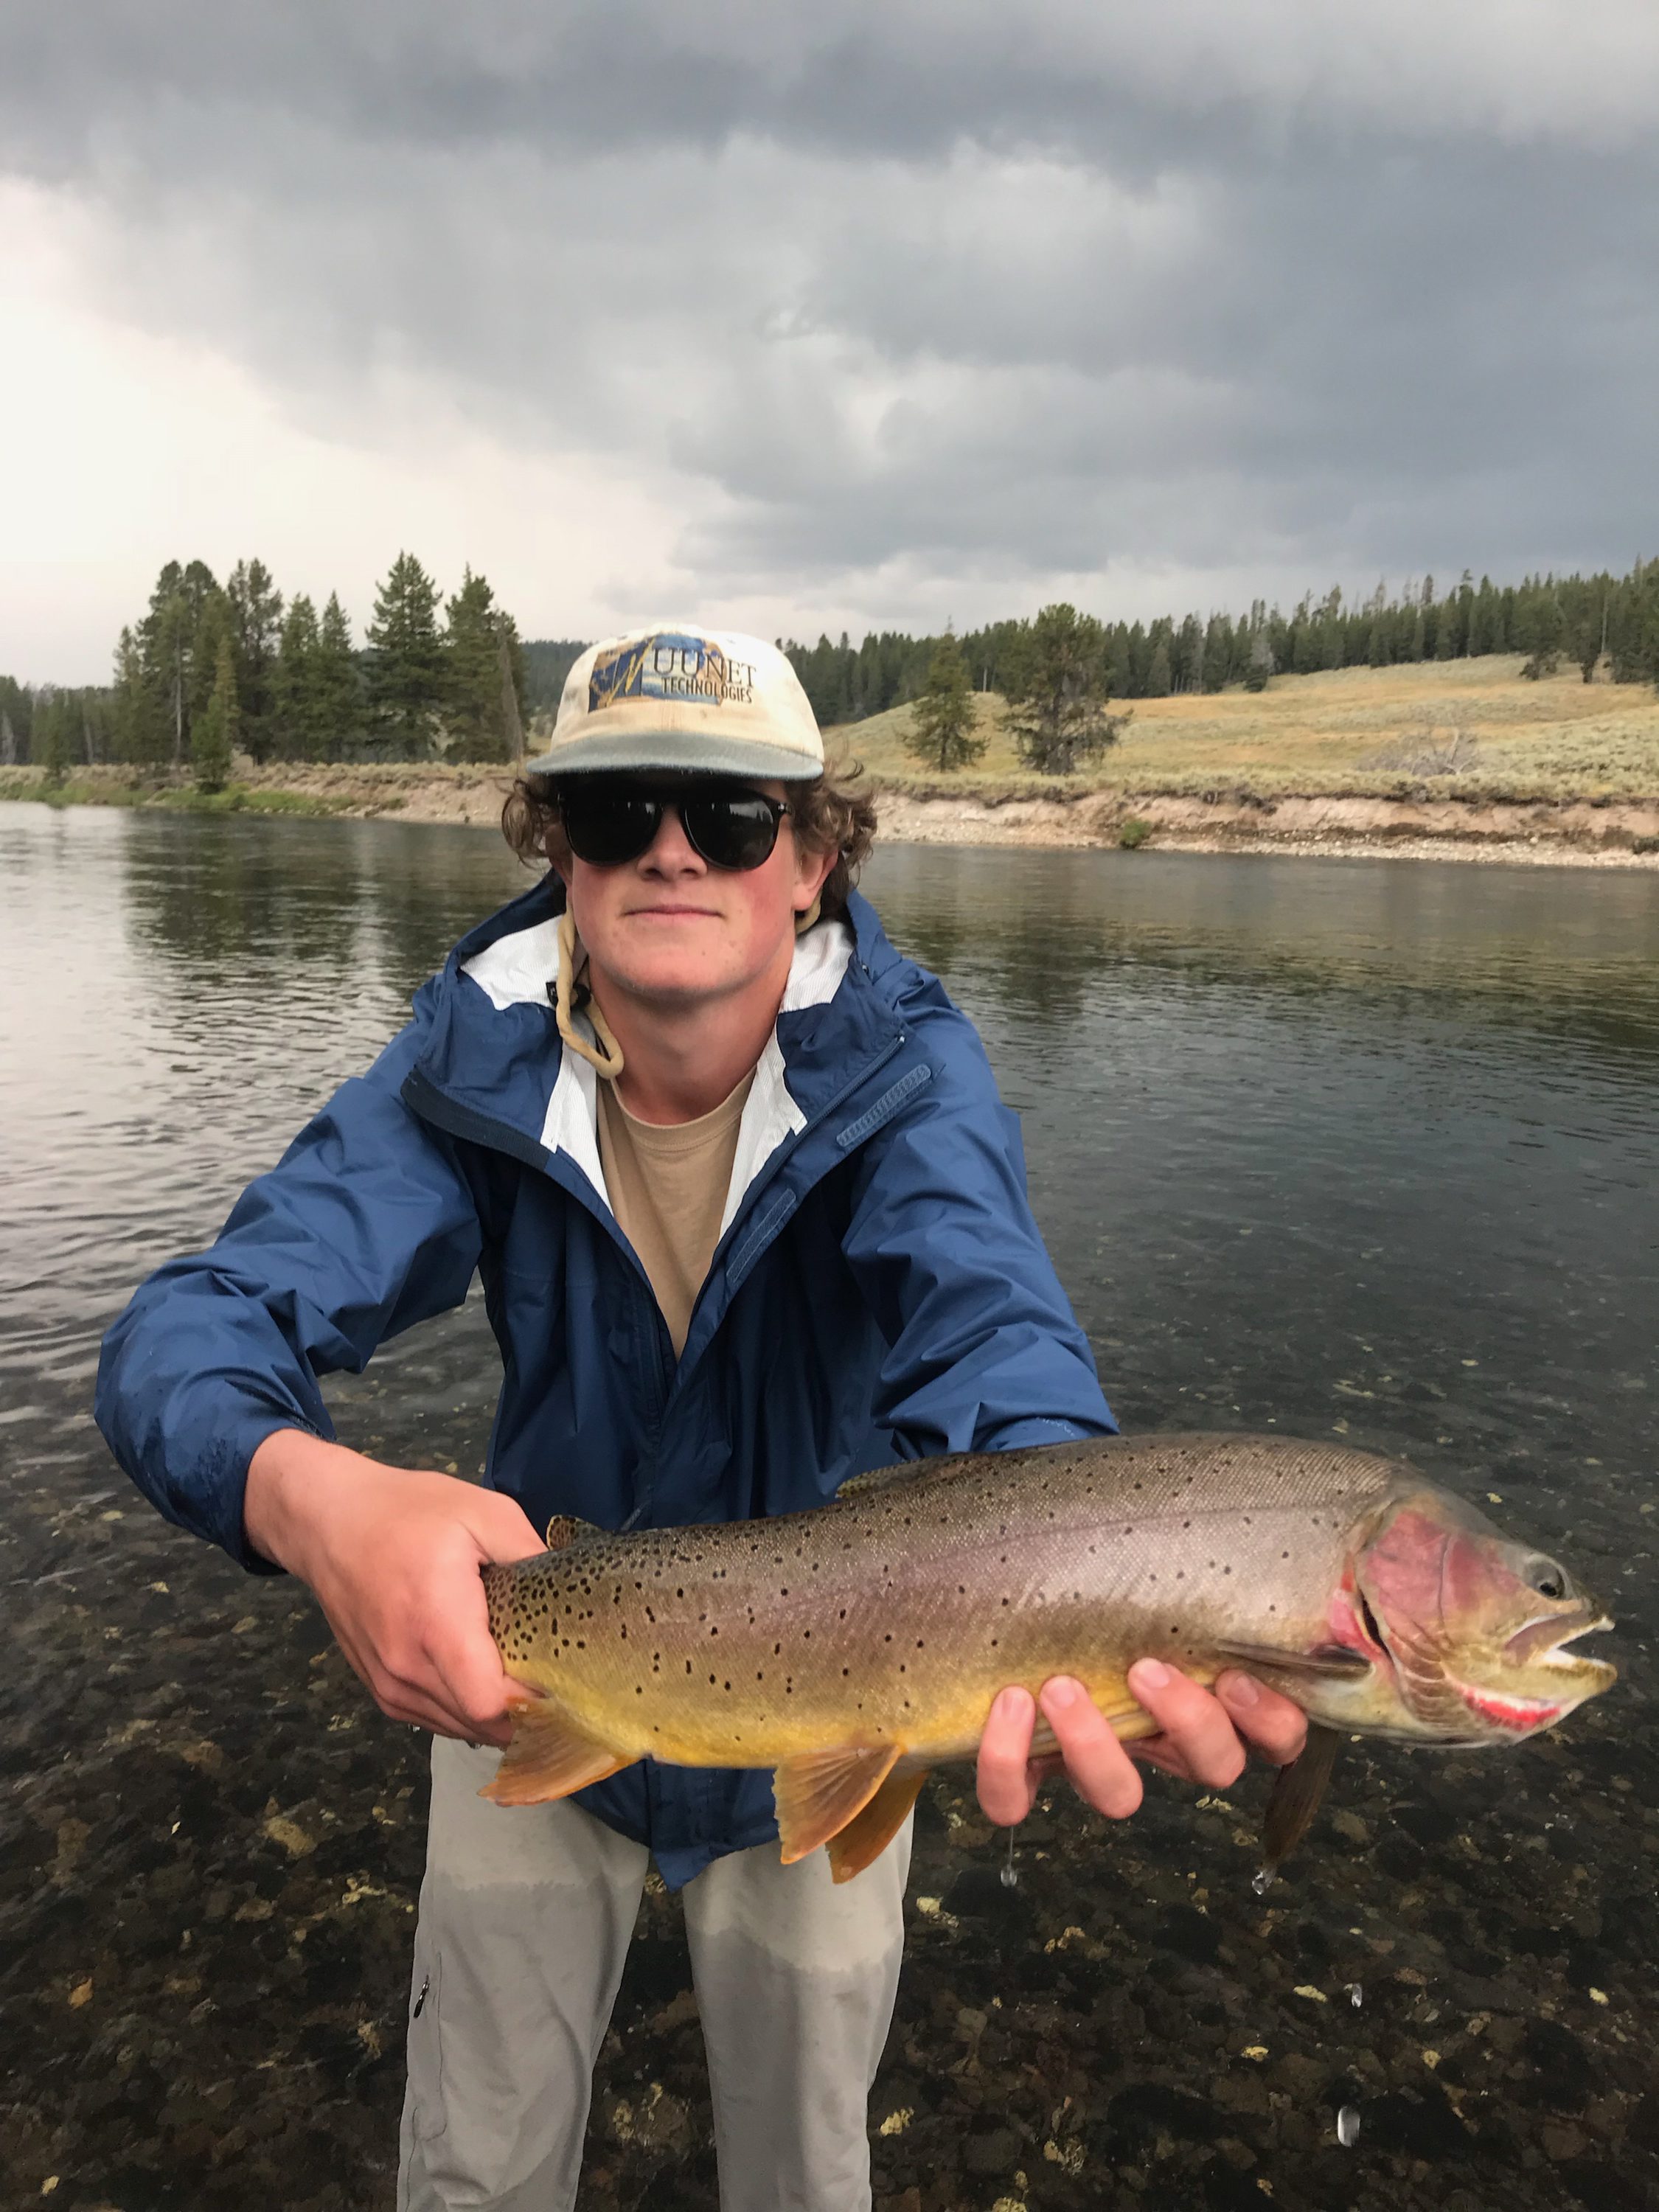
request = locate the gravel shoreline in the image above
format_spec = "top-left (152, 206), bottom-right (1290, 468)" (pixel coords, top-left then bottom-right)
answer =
top-left (7, 768), bottom-right (1659, 869)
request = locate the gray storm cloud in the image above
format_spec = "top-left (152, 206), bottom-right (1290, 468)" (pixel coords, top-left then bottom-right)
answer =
top-left (3, 2), bottom-right (1656, 627)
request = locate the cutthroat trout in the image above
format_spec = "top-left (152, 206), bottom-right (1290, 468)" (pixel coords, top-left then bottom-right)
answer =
top-left (481, 1433), bottom-right (1614, 1880)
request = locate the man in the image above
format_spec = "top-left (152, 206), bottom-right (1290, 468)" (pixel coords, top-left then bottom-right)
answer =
top-left (97, 625), bottom-right (1304, 2211)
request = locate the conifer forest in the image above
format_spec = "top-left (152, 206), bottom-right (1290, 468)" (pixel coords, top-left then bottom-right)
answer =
top-left (4, 558), bottom-right (1659, 784)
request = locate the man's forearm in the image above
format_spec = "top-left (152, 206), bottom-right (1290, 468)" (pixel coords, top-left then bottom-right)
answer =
top-left (245, 1427), bottom-right (367, 1574)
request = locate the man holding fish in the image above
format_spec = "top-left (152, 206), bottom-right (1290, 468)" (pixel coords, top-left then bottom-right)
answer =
top-left (100, 627), bottom-right (1312, 2211)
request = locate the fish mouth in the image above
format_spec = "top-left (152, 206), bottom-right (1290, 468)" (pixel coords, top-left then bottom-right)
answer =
top-left (1503, 1604), bottom-right (1614, 1670)
top-left (1451, 1608), bottom-right (1617, 1735)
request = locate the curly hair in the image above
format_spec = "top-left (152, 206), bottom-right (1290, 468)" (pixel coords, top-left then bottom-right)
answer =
top-left (501, 757), bottom-right (878, 921)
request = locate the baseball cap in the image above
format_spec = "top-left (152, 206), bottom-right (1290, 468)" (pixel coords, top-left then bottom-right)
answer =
top-left (524, 625), bottom-right (824, 782)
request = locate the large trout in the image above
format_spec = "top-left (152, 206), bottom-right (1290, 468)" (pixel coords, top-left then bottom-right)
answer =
top-left (481, 1433), bottom-right (1614, 1880)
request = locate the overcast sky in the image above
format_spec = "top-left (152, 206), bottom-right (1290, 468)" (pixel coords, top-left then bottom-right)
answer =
top-left (4, 2), bottom-right (1657, 684)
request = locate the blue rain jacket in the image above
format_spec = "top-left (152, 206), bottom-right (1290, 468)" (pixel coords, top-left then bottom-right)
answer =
top-left (97, 877), bottom-right (1113, 1884)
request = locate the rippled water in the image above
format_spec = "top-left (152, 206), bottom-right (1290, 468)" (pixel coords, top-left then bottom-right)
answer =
top-left (2, 805), bottom-right (1655, 2211)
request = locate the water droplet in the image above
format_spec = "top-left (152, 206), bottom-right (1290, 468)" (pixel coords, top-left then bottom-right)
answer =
top-left (1345, 1981), bottom-right (1363, 2008)
top-left (1336, 2104), bottom-right (1361, 2147)
top-left (1001, 1832), bottom-right (1019, 1889)
top-left (1251, 1865), bottom-right (1277, 1896)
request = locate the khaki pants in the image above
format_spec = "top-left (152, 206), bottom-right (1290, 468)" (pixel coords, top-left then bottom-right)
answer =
top-left (397, 1739), bottom-right (912, 2212)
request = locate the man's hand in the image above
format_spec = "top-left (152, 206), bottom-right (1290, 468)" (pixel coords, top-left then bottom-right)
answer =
top-left (245, 1429), bottom-right (544, 1745)
top-left (975, 1663), bottom-right (1309, 1827)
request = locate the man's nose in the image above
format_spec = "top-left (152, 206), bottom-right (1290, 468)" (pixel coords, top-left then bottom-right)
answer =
top-left (641, 803), bottom-right (704, 870)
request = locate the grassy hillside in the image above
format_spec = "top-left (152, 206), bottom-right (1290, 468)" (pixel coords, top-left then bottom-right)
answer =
top-left (832, 655), bottom-right (1659, 801)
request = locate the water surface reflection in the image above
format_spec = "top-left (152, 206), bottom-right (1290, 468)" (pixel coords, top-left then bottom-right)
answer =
top-left (1, 807), bottom-right (1653, 2211)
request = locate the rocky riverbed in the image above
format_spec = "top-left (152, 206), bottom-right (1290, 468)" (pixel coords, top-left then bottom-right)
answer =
top-left (1, 1496), bottom-right (1649, 2212)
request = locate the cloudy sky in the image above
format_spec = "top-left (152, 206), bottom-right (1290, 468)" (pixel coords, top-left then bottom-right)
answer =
top-left (4, 2), bottom-right (1657, 684)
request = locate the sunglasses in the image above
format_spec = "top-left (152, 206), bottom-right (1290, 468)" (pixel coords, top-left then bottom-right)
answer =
top-left (556, 779), bottom-right (793, 872)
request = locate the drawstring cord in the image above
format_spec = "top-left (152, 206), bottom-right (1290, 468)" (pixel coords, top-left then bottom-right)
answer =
top-left (551, 911), bottom-right (626, 1079)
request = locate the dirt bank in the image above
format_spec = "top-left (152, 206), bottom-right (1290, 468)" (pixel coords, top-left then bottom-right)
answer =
top-left (7, 763), bottom-right (1659, 866)
top-left (871, 787), bottom-right (1659, 866)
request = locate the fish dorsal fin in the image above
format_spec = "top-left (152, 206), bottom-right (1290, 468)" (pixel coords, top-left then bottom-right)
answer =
top-left (545, 1512), bottom-right (606, 1551)
top-left (773, 1745), bottom-right (902, 1865)
top-left (825, 1767), bottom-right (930, 1884)
top-left (835, 1455), bottom-right (968, 1502)
top-left (480, 1700), bottom-right (633, 1806)
top-left (835, 1465), bottom-right (914, 1500)
top-left (1213, 1639), bottom-right (1372, 1680)
top-left (1262, 1720), bottom-right (1342, 1870)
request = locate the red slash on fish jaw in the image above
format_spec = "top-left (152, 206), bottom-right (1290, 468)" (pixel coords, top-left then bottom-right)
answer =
top-left (1450, 1680), bottom-right (1565, 1735)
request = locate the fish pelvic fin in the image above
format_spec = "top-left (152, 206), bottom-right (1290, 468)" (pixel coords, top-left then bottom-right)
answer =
top-left (480, 1700), bottom-right (633, 1807)
top-left (1262, 1720), bottom-right (1342, 1871)
top-left (773, 1745), bottom-right (902, 1866)
top-left (544, 1512), bottom-right (606, 1551)
top-left (1212, 1640), bottom-right (1372, 1681)
top-left (826, 1767), bottom-right (931, 1885)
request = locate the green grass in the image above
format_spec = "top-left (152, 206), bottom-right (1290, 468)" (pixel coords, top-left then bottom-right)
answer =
top-left (0, 769), bottom-right (358, 817)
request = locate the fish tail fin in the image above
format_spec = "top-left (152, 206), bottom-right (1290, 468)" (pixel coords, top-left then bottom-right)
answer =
top-left (480, 1699), bottom-right (634, 1806)
top-left (825, 1767), bottom-right (930, 1884)
top-left (773, 1745), bottom-right (901, 1865)
top-left (1261, 1719), bottom-right (1342, 1871)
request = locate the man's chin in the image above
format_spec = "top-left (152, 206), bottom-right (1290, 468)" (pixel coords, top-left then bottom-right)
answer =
top-left (605, 960), bottom-right (737, 1008)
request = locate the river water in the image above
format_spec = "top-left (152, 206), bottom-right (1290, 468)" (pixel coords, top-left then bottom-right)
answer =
top-left (1, 804), bottom-right (1655, 2212)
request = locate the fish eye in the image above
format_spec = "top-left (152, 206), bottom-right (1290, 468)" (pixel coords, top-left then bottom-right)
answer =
top-left (1530, 1557), bottom-right (1568, 1601)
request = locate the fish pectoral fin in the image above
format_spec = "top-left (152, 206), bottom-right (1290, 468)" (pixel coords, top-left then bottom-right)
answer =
top-left (1212, 1640), bottom-right (1373, 1680)
top-left (1262, 1720), bottom-right (1342, 1870)
top-left (826, 1768), bottom-right (931, 1885)
top-left (773, 1745), bottom-right (902, 1865)
top-left (479, 1700), bottom-right (633, 1807)
top-left (544, 1513), bottom-right (606, 1551)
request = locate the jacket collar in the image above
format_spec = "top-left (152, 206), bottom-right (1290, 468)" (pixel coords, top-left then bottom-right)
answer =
top-left (411, 876), bottom-right (905, 1229)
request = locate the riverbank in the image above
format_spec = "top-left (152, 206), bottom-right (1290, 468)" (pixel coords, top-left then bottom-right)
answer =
top-left (7, 759), bottom-right (1658, 868)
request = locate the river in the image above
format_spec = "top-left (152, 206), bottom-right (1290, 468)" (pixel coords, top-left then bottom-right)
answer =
top-left (1, 804), bottom-right (1655, 2212)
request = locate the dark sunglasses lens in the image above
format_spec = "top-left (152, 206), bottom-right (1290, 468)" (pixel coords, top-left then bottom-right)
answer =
top-left (560, 789), bottom-right (662, 866)
top-left (682, 793), bottom-right (782, 870)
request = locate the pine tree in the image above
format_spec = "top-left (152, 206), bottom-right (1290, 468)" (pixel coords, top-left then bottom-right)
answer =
top-left (444, 568), bottom-right (524, 761)
top-left (274, 594), bottom-right (326, 760)
top-left (905, 630), bottom-right (984, 772)
top-left (111, 625), bottom-right (168, 769)
top-left (37, 691), bottom-right (73, 786)
top-left (226, 557), bottom-right (284, 762)
top-left (192, 634), bottom-right (237, 791)
top-left (1145, 639), bottom-right (1173, 698)
top-left (136, 560), bottom-right (221, 768)
top-left (1002, 604), bottom-right (1127, 773)
top-left (1518, 594), bottom-right (1565, 680)
top-left (366, 552), bottom-right (445, 758)
top-left (316, 594), bottom-right (363, 759)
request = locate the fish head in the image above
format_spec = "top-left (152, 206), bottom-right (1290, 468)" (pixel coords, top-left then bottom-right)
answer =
top-left (1350, 1488), bottom-right (1615, 1745)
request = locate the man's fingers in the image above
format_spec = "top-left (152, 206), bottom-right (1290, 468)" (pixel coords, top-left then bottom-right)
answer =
top-left (976, 1686), bottom-right (1040, 1826)
top-left (1038, 1677), bottom-right (1144, 1819)
top-left (1215, 1672), bottom-right (1310, 1766)
top-left (1125, 1660), bottom-right (1247, 1788)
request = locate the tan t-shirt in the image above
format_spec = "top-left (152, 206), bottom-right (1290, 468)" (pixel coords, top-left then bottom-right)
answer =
top-left (596, 1072), bottom-right (756, 1358)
